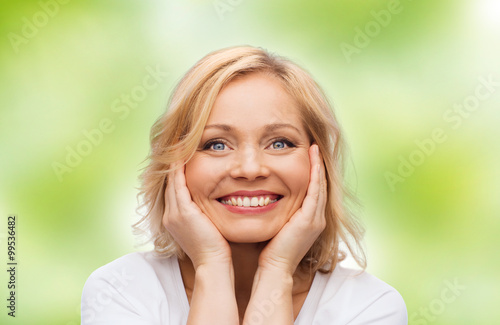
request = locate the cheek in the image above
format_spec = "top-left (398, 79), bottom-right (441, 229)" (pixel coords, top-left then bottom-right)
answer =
top-left (295, 158), bottom-right (311, 197)
top-left (184, 156), bottom-right (227, 200)
top-left (276, 151), bottom-right (311, 197)
top-left (184, 158), bottom-right (206, 198)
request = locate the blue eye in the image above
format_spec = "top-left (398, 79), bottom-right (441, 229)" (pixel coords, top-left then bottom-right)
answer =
top-left (272, 141), bottom-right (286, 149)
top-left (202, 140), bottom-right (228, 151)
top-left (211, 142), bottom-right (226, 151)
top-left (270, 138), bottom-right (295, 150)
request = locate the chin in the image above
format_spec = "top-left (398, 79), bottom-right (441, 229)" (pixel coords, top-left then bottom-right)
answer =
top-left (221, 227), bottom-right (279, 244)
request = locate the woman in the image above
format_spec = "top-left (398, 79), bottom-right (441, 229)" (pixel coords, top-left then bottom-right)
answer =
top-left (82, 46), bottom-right (407, 324)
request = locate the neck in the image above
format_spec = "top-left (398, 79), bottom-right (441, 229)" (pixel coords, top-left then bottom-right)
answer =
top-left (229, 241), bottom-right (267, 292)
top-left (230, 242), bottom-right (270, 321)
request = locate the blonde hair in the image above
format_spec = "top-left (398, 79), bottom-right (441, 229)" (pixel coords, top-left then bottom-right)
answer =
top-left (134, 45), bottom-right (366, 273)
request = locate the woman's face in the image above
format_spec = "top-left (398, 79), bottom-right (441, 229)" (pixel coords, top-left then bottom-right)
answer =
top-left (185, 73), bottom-right (312, 243)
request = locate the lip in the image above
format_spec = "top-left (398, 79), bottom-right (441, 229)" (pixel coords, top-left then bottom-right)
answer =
top-left (218, 190), bottom-right (281, 197)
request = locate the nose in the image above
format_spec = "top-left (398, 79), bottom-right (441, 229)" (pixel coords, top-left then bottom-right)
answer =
top-left (229, 147), bottom-right (270, 181)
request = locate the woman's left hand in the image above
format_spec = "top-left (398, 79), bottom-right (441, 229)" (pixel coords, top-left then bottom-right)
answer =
top-left (258, 143), bottom-right (327, 275)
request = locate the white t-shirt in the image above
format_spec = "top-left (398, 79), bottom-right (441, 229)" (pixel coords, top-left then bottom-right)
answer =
top-left (81, 251), bottom-right (407, 324)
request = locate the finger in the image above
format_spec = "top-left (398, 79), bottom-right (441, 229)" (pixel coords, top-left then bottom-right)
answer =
top-left (314, 148), bottom-right (327, 218)
top-left (173, 163), bottom-right (190, 204)
top-left (298, 144), bottom-right (322, 217)
top-left (310, 145), bottom-right (327, 225)
top-left (173, 162), bottom-right (202, 217)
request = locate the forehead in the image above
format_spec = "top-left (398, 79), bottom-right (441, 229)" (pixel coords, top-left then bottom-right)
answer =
top-left (207, 73), bottom-right (303, 127)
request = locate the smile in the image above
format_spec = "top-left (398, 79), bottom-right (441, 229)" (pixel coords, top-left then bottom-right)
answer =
top-left (217, 195), bottom-right (282, 207)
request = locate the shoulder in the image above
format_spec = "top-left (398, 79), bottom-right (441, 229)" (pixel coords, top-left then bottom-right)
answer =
top-left (81, 251), bottom-right (187, 324)
top-left (306, 266), bottom-right (407, 324)
top-left (83, 251), bottom-right (173, 298)
top-left (330, 265), bottom-right (405, 300)
top-left (85, 251), bottom-right (172, 282)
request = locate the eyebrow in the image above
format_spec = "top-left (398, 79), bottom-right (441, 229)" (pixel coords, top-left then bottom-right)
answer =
top-left (204, 123), bottom-right (301, 133)
top-left (204, 124), bottom-right (232, 131)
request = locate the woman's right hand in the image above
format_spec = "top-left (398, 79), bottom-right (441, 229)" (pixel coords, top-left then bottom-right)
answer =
top-left (164, 163), bottom-right (239, 325)
top-left (162, 162), bottom-right (232, 270)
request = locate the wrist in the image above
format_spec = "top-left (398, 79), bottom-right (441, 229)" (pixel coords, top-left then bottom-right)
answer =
top-left (257, 257), bottom-right (297, 278)
top-left (255, 265), bottom-right (294, 288)
top-left (191, 251), bottom-right (233, 271)
top-left (194, 260), bottom-right (234, 281)
top-left (193, 262), bottom-right (235, 297)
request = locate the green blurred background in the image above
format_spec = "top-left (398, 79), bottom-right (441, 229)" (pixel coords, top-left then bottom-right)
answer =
top-left (1, 0), bottom-right (499, 324)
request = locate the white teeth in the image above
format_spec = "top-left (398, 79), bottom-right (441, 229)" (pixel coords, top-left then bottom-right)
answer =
top-left (220, 195), bottom-right (280, 207)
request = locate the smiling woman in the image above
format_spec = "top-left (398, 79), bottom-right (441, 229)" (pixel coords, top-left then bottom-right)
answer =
top-left (81, 46), bottom-right (407, 325)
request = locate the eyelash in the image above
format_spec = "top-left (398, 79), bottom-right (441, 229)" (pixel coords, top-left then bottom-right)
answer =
top-left (201, 137), bottom-right (296, 151)
top-left (202, 139), bottom-right (229, 151)
top-left (268, 137), bottom-right (296, 150)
